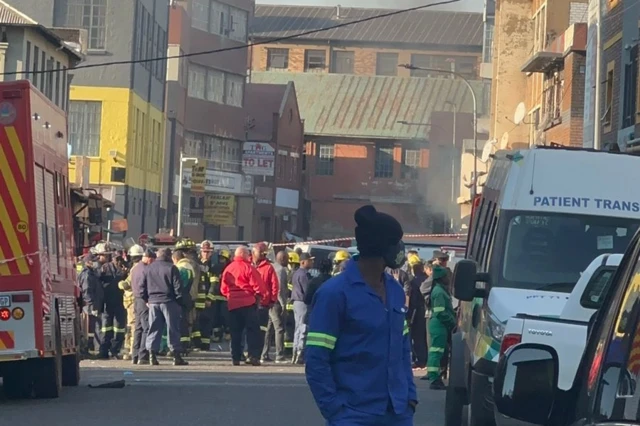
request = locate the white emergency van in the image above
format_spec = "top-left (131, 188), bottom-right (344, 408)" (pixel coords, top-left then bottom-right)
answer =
top-left (445, 147), bottom-right (640, 426)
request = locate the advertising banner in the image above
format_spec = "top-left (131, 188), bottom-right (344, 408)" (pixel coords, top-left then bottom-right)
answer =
top-left (242, 142), bottom-right (275, 176)
top-left (203, 194), bottom-right (236, 226)
top-left (190, 159), bottom-right (207, 193)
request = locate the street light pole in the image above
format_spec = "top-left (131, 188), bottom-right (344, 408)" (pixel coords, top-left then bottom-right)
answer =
top-left (445, 101), bottom-right (457, 233)
top-left (399, 64), bottom-right (478, 198)
top-left (176, 153), bottom-right (199, 237)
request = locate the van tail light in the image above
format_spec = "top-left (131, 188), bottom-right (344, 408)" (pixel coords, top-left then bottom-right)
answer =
top-left (500, 333), bottom-right (522, 358)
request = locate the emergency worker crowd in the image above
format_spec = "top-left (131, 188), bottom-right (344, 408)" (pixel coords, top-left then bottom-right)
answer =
top-left (74, 214), bottom-right (456, 389)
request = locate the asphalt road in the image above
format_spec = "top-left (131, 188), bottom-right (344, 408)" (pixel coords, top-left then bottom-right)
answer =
top-left (0, 350), bottom-right (445, 426)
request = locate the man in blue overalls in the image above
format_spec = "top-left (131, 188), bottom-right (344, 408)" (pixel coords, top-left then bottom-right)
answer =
top-left (305, 205), bottom-right (417, 426)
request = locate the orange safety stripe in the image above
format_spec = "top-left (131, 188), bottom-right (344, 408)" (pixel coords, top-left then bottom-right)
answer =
top-left (0, 331), bottom-right (15, 349)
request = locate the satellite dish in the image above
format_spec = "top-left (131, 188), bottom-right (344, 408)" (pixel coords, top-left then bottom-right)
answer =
top-left (514, 102), bottom-right (527, 125)
top-left (500, 132), bottom-right (510, 150)
top-left (479, 138), bottom-right (496, 163)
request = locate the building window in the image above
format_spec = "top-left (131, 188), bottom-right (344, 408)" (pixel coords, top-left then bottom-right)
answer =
top-left (533, 5), bottom-right (547, 53)
top-left (332, 51), bottom-right (355, 74)
top-left (402, 149), bottom-right (421, 179)
top-left (543, 69), bottom-right (563, 122)
top-left (410, 54), bottom-right (451, 78)
top-left (603, 62), bottom-right (615, 128)
top-left (316, 144), bottom-right (334, 176)
top-left (210, 1), bottom-right (231, 36)
top-left (188, 64), bottom-right (207, 99)
top-left (267, 48), bottom-right (289, 71)
top-left (376, 53), bottom-right (398, 76)
top-left (278, 152), bottom-right (287, 178)
top-left (374, 145), bottom-right (394, 178)
top-left (304, 50), bottom-right (326, 72)
top-left (454, 56), bottom-right (477, 79)
top-left (66, 0), bottom-right (107, 50)
top-left (623, 45), bottom-right (638, 128)
top-left (192, 0), bottom-right (210, 31)
top-left (206, 68), bottom-right (225, 103)
top-left (483, 18), bottom-right (495, 63)
top-left (68, 101), bottom-right (102, 157)
top-left (229, 7), bottom-right (248, 42)
top-left (40, 51), bottom-right (46, 91)
top-left (225, 74), bottom-right (244, 107)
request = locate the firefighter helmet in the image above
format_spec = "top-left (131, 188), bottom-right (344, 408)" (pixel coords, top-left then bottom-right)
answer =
top-left (128, 244), bottom-right (145, 257)
top-left (407, 254), bottom-right (423, 266)
top-left (334, 250), bottom-right (351, 263)
top-left (288, 251), bottom-right (300, 264)
top-left (219, 249), bottom-right (231, 259)
top-left (201, 240), bottom-right (214, 252)
top-left (94, 242), bottom-right (111, 255)
top-left (175, 238), bottom-right (196, 250)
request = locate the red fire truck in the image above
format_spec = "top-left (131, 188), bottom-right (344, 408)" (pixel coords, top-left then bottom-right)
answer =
top-left (0, 80), bottom-right (81, 398)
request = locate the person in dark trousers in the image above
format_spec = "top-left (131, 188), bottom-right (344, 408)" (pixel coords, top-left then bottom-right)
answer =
top-left (406, 255), bottom-right (428, 370)
top-left (141, 248), bottom-right (188, 366)
top-left (79, 254), bottom-right (103, 355)
top-left (284, 251), bottom-right (300, 356)
top-left (291, 252), bottom-right (313, 364)
top-left (305, 205), bottom-right (417, 425)
top-left (261, 250), bottom-right (288, 363)
top-left (220, 246), bottom-right (269, 366)
top-left (210, 249), bottom-right (231, 342)
top-left (304, 258), bottom-right (333, 322)
top-left (130, 249), bottom-right (155, 365)
top-left (94, 243), bottom-right (127, 359)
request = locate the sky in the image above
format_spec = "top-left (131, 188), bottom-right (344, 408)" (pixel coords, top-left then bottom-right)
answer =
top-left (255, 0), bottom-right (483, 12)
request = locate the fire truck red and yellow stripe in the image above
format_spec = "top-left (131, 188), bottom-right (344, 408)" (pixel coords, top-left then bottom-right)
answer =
top-left (0, 124), bottom-right (31, 276)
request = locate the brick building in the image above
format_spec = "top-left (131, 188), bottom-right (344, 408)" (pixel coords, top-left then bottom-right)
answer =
top-left (251, 72), bottom-right (486, 238)
top-left (244, 82), bottom-right (305, 241)
top-left (249, 5), bottom-right (483, 79)
top-left (490, 0), bottom-right (588, 148)
top-left (165, 0), bottom-right (255, 241)
top-left (599, 0), bottom-right (623, 150)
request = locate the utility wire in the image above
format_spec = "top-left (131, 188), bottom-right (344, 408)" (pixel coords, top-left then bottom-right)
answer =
top-left (7, 0), bottom-right (460, 77)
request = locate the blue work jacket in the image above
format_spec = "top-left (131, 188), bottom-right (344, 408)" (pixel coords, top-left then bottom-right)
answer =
top-left (305, 259), bottom-right (417, 420)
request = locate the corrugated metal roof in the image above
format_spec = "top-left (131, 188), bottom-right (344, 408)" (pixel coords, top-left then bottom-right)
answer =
top-left (251, 5), bottom-right (483, 47)
top-left (0, 0), bottom-right (37, 25)
top-left (250, 71), bottom-right (486, 140)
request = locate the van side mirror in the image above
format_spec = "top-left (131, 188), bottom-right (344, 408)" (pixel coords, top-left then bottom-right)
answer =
top-left (453, 260), bottom-right (487, 301)
top-left (494, 343), bottom-right (559, 425)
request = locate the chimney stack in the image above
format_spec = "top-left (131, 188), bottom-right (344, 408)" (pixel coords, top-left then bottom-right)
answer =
top-left (336, 4), bottom-right (341, 19)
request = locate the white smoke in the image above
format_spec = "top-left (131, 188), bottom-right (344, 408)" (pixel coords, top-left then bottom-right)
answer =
top-left (256, 0), bottom-right (483, 12)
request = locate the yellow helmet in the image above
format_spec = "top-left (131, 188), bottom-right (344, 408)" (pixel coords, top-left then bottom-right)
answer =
top-left (334, 250), bottom-right (351, 263)
top-left (175, 238), bottom-right (196, 250)
top-left (288, 251), bottom-right (300, 264)
top-left (219, 249), bottom-right (231, 259)
top-left (407, 254), bottom-right (423, 266)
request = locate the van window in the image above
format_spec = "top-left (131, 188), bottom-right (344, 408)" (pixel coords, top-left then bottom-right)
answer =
top-left (579, 266), bottom-right (617, 310)
top-left (500, 213), bottom-right (638, 292)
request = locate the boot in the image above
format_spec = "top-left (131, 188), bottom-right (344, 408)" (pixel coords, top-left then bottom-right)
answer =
top-left (173, 353), bottom-right (189, 366)
top-left (291, 351), bottom-right (298, 364)
top-left (429, 378), bottom-right (446, 390)
top-left (295, 350), bottom-right (305, 365)
top-left (150, 353), bottom-right (160, 366)
top-left (132, 356), bottom-right (138, 365)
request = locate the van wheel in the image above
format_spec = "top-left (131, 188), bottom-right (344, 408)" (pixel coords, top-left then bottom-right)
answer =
top-left (2, 362), bottom-right (33, 399)
top-left (33, 311), bottom-right (63, 398)
top-left (468, 371), bottom-right (495, 426)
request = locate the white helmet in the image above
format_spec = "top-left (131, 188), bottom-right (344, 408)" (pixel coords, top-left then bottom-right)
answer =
top-left (94, 243), bottom-right (110, 255)
top-left (128, 244), bottom-right (145, 257)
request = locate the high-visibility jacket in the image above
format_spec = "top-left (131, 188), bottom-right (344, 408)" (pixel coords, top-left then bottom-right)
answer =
top-left (208, 262), bottom-right (227, 302)
top-left (118, 261), bottom-right (140, 308)
top-left (196, 259), bottom-right (217, 309)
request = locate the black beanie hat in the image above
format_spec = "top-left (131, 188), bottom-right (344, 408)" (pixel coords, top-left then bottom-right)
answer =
top-left (354, 205), bottom-right (404, 257)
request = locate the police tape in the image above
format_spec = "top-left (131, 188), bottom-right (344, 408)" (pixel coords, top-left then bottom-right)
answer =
top-left (268, 233), bottom-right (467, 248)
top-left (0, 251), bottom-right (41, 265)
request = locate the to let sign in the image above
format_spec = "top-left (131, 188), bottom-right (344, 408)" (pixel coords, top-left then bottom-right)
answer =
top-left (242, 142), bottom-right (275, 176)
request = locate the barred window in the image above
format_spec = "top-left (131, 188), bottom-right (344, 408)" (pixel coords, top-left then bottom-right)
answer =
top-left (66, 0), bottom-right (107, 50)
top-left (375, 145), bottom-right (394, 178)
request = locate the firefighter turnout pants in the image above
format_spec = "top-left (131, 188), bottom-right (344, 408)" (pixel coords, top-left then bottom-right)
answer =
top-left (97, 297), bottom-right (126, 357)
top-left (212, 299), bottom-right (230, 342)
top-left (125, 301), bottom-right (135, 354)
top-left (180, 306), bottom-right (193, 351)
top-left (284, 300), bottom-right (295, 355)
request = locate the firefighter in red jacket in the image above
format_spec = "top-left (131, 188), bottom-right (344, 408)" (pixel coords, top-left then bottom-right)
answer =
top-left (220, 246), bottom-right (269, 366)
top-left (252, 242), bottom-right (279, 359)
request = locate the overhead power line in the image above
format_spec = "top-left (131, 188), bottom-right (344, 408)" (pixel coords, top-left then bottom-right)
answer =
top-left (5, 0), bottom-right (460, 77)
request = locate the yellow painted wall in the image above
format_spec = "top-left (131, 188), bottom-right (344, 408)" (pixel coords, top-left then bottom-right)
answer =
top-left (67, 86), bottom-right (165, 194)
top-left (128, 92), bottom-right (164, 194)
